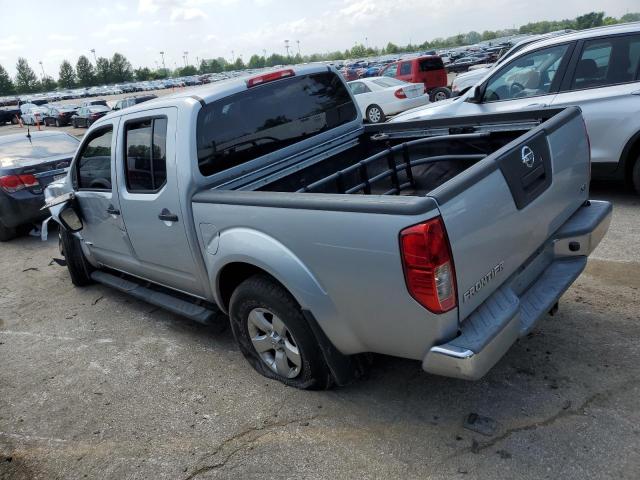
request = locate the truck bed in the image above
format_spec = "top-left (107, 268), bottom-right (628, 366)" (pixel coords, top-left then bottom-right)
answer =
top-left (254, 109), bottom-right (556, 196)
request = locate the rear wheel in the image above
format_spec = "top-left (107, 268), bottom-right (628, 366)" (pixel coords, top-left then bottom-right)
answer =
top-left (59, 228), bottom-right (94, 286)
top-left (430, 87), bottom-right (451, 102)
top-left (229, 274), bottom-right (332, 390)
top-left (632, 156), bottom-right (640, 195)
top-left (366, 104), bottom-right (385, 123)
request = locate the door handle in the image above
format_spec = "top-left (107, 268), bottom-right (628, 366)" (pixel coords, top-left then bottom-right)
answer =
top-left (527, 103), bottom-right (548, 108)
top-left (158, 208), bottom-right (179, 223)
top-left (106, 205), bottom-right (120, 215)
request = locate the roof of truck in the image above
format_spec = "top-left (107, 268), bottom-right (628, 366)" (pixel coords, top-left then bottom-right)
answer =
top-left (96, 63), bottom-right (334, 124)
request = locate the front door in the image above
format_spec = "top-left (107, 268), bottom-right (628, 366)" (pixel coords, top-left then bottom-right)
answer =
top-left (74, 120), bottom-right (133, 267)
top-left (116, 107), bottom-right (204, 296)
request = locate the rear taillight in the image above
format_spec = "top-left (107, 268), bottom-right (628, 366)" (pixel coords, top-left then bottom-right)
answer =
top-left (0, 174), bottom-right (39, 193)
top-left (400, 217), bottom-right (457, 313)
top-left (394, 88), bottom-right (407, 99)
top-left (246, 69), bottom-right (295, 88)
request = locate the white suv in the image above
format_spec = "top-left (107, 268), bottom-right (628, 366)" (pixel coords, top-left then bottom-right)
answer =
top-left (393, 23), bottom-right (640, 193)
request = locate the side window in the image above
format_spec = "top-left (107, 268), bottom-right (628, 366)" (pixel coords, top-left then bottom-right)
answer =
top-left (77, 127), bottom-right (113, 190)
top-left (382, 65), bottom-right (397, 78)
top-left (124, 117), bottom-right (167, 192)
top-left (399, 62), bottom-right (412, 75)
top-left (419, 57), bottom-right (444, 72)
top-left (571, 35), bottom-right (640, 90)
top-left (483, 44), bottom-right (569, 102)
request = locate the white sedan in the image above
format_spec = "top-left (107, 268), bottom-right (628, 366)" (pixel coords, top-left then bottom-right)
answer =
top-left (347, 77), bottom-right (430, 123)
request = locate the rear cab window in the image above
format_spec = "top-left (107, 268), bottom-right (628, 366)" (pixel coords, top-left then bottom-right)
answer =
top-left (399, 62), bottom-right (412, 75)
top-left (196, 71), bottom-right (357, 177)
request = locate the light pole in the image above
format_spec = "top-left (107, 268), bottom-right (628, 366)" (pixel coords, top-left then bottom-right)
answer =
top-left (38, 61), bottom-right (45, 79)
top-left (90, 48), bottom-right (97, 64)
top-left (296, 40), bottom-right (300, 56)
top-left (184, 51), bottom-right (189, 66)
top-left (284, 40), bottom-right (290, 57)
top-left (262, 49), bottom-right (267, 58)
top-left (159, 51), bottom-right (165, 70)
top-left (231, 50), bottom-right (235, 62)
top-left (365, 36), bottom-right (368, 49)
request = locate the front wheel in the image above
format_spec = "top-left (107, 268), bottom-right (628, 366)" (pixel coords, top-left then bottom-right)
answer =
top-left (366, 104), bottom-right (385, 123)
top-left (229, 275), bottom-right (332, 390)
top-left (59, 228), bottom-right (94, 286)
top-left (430, 87), bottom-right (451, 102)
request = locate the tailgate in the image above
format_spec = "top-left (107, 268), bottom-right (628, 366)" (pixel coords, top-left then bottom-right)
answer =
top-left (430, 107), bottom-right (590, 318)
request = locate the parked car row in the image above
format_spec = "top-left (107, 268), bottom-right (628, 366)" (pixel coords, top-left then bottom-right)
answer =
top-left (14, 95), bottom-right (157, 128)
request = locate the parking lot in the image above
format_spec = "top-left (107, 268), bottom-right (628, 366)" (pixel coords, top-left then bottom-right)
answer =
top-left (0, 182), bottom-right (638, 479)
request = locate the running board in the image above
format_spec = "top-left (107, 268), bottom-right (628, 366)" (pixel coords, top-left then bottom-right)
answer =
top-left (91, 270), bottom-right (223, 325)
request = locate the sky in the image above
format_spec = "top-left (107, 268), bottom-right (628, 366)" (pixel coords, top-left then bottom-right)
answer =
top-left (0, 0), bottom-right (637, 78)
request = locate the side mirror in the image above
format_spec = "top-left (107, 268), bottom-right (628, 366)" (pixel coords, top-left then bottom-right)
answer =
top-left (59, 204), bottom-right (83, 232)
top-left (466, 85), bottom-right (483, 104)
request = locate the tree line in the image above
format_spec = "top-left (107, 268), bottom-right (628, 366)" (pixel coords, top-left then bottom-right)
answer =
top-left (1, 10), bottom-right (638, 96)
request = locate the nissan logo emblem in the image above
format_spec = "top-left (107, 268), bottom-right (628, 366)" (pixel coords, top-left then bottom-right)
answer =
top-left (521, 145), bottom-right (535, 168)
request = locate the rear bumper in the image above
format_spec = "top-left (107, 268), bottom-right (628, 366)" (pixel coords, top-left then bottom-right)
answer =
top-left (0, 191), bottom-right (47, 228)
top-left (422, 200), bottom-right (612, 380)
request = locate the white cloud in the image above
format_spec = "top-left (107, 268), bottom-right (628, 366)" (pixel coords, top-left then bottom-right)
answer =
top-left (48, 34), bottom-right (76, 42)
top-left (108, 37), bottom-right (129, 45)
top-left (170, 7), bottom-right (207, 21)
top-left (93, 21), bottom-right (143, 37)
top-left (0, 36), bottom-right (20, 52)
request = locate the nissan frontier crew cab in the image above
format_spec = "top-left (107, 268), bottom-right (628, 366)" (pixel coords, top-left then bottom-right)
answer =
top-left (45, 65), bottom-right (611, 390)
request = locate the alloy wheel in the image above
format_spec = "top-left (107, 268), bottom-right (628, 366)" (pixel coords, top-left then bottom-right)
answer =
top-left (247, 307), bottom-right (302, 379)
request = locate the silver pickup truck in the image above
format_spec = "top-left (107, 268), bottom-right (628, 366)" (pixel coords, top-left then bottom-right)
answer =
top-left (45, 65), bottom-right (611, 390)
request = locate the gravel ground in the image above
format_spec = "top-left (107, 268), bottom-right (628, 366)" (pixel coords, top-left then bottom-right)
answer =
top-left (0, 182), bottom-right (639, 479)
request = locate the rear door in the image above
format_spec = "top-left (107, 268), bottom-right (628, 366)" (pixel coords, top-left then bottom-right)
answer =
top-left (551, 33), bottom-right (640, 170)
top-left (116, 107), bottom-right (204, 296)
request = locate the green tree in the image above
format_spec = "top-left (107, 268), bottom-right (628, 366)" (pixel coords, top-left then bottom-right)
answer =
top-left (384, 42), bottom-right (399, 54)
top-left (95, 57), bottom-right (111, 84)
top-left (58, 60), bottom-right (75, 88)
top-left (0, 64), bottom-right (15, 95)
top-left (350, 44), bottom-right (367, 58)
top-left (575, 12), bottom-right (604, 30)
top-left (15, 57), bottom-right (39, 93)
top-left (176, 65), bottom-right (198, 76)
top-left (76, 55), bottom-right (95, 87)
top-left (110, 53), bottom-right (133, 83)
top-left (134, 67), bottom-right (152, 81)
top-left (620, 12), bottom-right (640, 23)
top-left (247, 54), bottom-right (265, 69)
top-left (41, 76), bottom-right (57, 92)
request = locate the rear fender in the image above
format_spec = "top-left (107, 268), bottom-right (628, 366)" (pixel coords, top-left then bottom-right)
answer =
top-left (205, 227), bottom-right (362, 351)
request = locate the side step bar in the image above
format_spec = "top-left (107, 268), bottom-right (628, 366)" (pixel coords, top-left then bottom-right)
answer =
top-left (91, 270), bottom-right (223, 326)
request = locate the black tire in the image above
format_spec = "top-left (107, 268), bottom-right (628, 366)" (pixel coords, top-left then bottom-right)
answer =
top-left (632, 156), bottom-right (640, 195)
top-left (365, 104), bottom-right (386, 123)
top-left (11, 116), bottom-right (18, 125)
top-left (72, 119), bottom-right (77, 128)
top-left (59, 228), bottom-right (94, 286)
top-left (430, 87), bottom-right (452, 102)
top-left (0, 220), bottom-right (16, 242)
top-left (229, 274), bottom-right (332, 390)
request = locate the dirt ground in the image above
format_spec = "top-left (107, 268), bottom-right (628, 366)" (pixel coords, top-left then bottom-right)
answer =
top-left (0, 183), bottom-right (639, 480)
